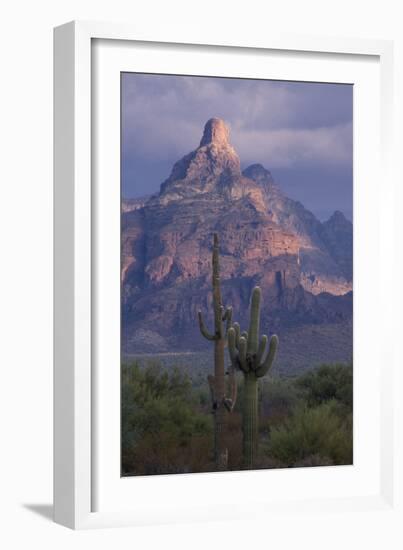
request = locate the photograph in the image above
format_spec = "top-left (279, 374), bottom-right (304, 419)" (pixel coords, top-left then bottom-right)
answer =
top-left (120, 72), bottom-right (353, 476)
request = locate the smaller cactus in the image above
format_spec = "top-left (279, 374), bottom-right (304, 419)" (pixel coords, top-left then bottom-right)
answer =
top-left (227, 286), bottom-right (278, 467)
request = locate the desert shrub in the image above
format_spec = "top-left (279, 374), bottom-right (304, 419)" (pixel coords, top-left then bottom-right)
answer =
top-left (194, 386), bottom-right (211, 410)
top-left (121, 362), bottom-right (213, 475)
top-left (266, 400), bottom-right (353, 467)
top-left (260, 377), bottom-right (300, 425)
top-left (295, 363), bottom-right (353, 408)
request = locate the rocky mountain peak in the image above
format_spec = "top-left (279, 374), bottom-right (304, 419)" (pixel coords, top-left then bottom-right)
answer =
top-left (242, 163), bottom-right (274, 186)
top-left (199, 117), bottom-right (230, 147)
top-left (326, 210), bottom-right (350, 226)
top-left (158, 118), bottom-right (242, 202)
top-left (157, 119), bottom-right (278, 213)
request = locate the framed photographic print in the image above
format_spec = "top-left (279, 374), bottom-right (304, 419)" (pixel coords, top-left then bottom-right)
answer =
top-left (119, 75), bottom-right (354, 476)
top-left (54, 21), bottom-right (399, 531)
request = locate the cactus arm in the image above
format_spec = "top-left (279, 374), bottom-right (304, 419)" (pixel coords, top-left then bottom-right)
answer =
top-left (256, 334), bottom-right (268, 365)
top-left (223, 306), bottom-right (233, 334)
top-left (247, 287), bottom-right (261, 354)
top-left (233, 322), bottom-right (240, 349)
top-left (256, 334), bottom-right (279, 377)
top-left (198, 311), bottom-right (216, 341)
top-left (241, 330), bottom-right (248, 341)
top-left (227, 327), bottom-right (239, 366)
top-left (238, 336), bottom-right (248, 372)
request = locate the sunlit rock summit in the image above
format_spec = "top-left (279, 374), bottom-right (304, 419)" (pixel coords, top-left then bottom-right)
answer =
top-left (122, 118), bottom-right (353, 371)
top-left (158, 117), bottom-right (267, 212)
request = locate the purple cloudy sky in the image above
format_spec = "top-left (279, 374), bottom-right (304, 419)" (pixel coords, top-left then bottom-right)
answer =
top-left (121, 73), bottom-right (353, 221)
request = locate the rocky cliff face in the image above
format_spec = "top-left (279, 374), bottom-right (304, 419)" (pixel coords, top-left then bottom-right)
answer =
top-left (242, 163), bottom-right (352, 295)
top-left (121, 118), bottom-right (352, 358)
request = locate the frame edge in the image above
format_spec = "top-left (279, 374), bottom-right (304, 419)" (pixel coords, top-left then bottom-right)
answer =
top-left (54, 20), bottom-right (76, 529)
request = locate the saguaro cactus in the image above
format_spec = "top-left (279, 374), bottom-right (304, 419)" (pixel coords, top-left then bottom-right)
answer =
top-left (198, 233), bottom-right (236, 469)
top-left (227, 287), bottom-right (278, 468)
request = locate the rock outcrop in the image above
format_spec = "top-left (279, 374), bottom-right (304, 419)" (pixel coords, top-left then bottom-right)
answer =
top-left (122, 195), bottom-right (151, 213)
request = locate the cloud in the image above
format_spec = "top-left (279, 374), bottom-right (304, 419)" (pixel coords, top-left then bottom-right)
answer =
top-left (121, 73), bottom-right (353, 173)
top-left (232, 122), bottom-right (353, 168)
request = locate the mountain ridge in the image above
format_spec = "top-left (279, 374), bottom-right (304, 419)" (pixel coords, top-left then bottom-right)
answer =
top-left (121, 118), bottom-right (352, 367)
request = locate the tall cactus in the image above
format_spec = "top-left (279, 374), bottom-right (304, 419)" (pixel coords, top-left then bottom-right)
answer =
top-left (227, 287), bottom-right (278, 468)
top-left (198, 233), bottom-right (236, 469)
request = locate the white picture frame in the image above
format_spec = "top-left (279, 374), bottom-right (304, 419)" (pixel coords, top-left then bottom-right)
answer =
top-left (54, 20), bottom-right (399, 531)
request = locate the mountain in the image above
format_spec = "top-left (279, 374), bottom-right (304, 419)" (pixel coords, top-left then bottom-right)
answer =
top-left (121, 118), bottom-right (352, 371)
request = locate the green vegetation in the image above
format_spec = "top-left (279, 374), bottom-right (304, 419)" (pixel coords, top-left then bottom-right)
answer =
top-left (295, 362), bottom-right (353, 408)
top-left (267, 401), bottom-right (352, 467)
top-left (121, 361), bottom-right (353, 475)
top-left (121, 363), bottom-right (212, 475)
